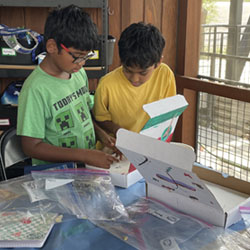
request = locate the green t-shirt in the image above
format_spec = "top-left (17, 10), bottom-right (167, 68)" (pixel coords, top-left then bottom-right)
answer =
top-left (17, 66), bottom-right (95, 165)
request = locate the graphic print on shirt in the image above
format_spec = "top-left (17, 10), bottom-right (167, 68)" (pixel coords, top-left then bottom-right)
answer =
top-left (84, 128), bottom-right (95, 149)
top-left (75, 102), bottom-right (89, 122)
top-left (55, 110), bottom-right (74, 132)
top-left (75, 102), bottom-right (95, 148)
top-left (59, 136), bottom-right (78, 148)
top-left (54, 98), bottom-right (95, 149)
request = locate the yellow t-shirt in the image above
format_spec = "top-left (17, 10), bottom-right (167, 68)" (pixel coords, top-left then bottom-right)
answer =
top-left (93, 63), bottom-right (176, 133)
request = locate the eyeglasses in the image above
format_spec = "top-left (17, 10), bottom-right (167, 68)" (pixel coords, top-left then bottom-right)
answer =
top-left (60, 43), bottom-right (95, 64)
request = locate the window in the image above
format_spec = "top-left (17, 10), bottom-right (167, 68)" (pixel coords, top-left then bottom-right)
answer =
top-left (196, 0), bottom-right (250, 181)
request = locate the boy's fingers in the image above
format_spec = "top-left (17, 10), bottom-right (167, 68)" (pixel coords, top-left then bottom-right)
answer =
top-left (111, 155), bottom-right (119, 162)
top-left (106, 154), bottom-right (119, 164)
top-left (115, 151), bottom-right (123, 160)
top-left (109, 136), bottom-right (117, 144)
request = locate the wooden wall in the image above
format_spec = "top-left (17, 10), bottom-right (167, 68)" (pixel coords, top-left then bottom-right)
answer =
top-left (0, 0), bottom-right (178, 92)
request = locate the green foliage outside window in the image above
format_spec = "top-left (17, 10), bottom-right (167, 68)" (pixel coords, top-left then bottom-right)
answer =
top-left (202, 0), bottom-right (218, 24)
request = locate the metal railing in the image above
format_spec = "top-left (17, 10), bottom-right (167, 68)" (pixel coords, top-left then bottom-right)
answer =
top-left (199, 23), bottom-right (250, 87)
top-left (196, 23), bottom-right (250, 181)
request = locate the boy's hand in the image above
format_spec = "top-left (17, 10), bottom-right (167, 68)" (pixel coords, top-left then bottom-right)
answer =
top-left (97, 129), bottom-right (123, 159)
top-left (85, 150), bottom-right (119, 169)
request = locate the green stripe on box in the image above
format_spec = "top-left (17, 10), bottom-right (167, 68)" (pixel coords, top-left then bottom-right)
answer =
top-left (141, 106), bottom-right (188, 131)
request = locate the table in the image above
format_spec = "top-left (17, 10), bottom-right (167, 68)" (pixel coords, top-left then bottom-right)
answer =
top-left (0, 178), bottom-right (249, 250)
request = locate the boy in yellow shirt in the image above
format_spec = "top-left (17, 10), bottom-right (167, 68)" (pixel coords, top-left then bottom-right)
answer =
top-left (93, 22), bottom-right (176, 136)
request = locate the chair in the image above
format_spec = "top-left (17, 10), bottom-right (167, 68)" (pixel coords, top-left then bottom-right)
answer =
top-left (0, 127), bottom-right (30, 181)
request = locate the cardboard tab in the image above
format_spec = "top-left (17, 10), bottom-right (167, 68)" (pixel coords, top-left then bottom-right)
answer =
top-left (140, 95), bottom-right (188, 142)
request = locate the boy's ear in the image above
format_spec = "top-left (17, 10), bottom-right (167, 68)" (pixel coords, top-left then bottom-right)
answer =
top-left (46, 39), bottom-right (58, 54)
top-left (159, 55), bottom-right (164, 64)
top-left (155, 55), bottom-right (163, 68)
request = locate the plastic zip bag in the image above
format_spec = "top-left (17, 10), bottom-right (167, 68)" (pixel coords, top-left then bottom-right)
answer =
top-left (95, 197), bottom-right (214, 250)
top-left (0, 174), bottom-right (63, 217)
top-left (30, 169), bottom-right (129, 221)
top-left (95, 197), bottom-right (250, 249)
top-left (198, 227), bottom-right (250, 250)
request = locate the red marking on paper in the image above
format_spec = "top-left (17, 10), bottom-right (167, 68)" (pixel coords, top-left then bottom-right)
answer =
top-left (21, 218), bottom-right (31, 224)
top-left (13, 232), bottom-right (21, 237)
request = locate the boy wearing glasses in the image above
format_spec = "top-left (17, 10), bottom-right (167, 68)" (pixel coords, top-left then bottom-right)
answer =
top-left (17, 5), bottom-right (118, 168)
top-left (93, 22), bottom-right (176, 137)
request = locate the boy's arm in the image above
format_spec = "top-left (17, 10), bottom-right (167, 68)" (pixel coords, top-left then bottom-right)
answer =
top-left (95, 120), bottom-right (121, 138)
top-left (21, 136), bottom-right (118, 169)
top-left (93, 120), bottom-right (122, 158)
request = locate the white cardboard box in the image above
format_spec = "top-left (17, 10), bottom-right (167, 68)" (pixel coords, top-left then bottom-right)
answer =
top-left (116, 128), bottom-right (250, 228)
top-left (86, 158), bottom-right (143, 188)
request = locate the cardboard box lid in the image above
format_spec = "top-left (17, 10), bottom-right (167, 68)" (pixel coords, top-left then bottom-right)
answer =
top-left (116, 129), bottom-right (232, 227)
top-left (140, 95), bottom-right (188, 141)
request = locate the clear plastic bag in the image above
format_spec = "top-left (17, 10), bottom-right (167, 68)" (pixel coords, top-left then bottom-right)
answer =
top-left (0, 175), bottom-right (32, 203)
top-left (95, 197), bottom-right (213, 250)
top-left (197, 227), bottom-right (250, 250)
top-left (0, 174), bottom-right (64, 217)
top-left (95, 197), bottom-right (250, 250)
top-left (240, 206), bottom-right (250, 228)
top-left (30, 169), bottom-right (129, 221)
top-left (22, 176), bottom-right (83, 217)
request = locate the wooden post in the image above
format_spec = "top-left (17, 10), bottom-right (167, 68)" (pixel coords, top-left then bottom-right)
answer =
top-left (175, 0), bottom-right (202, 148)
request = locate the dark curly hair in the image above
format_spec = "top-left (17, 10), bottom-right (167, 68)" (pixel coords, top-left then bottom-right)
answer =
top-left (118, 22), bottom-right (165, 69)
top-left (44, 5), bottom-right (99, 51)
